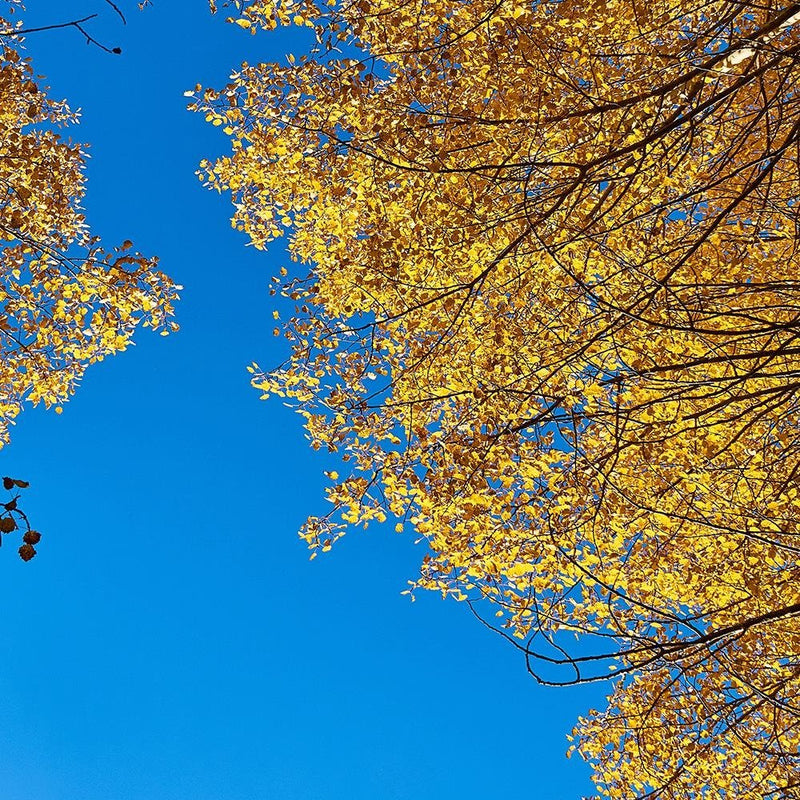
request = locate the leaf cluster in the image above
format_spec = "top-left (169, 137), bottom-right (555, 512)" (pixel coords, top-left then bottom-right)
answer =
top-left (0, 7), bottom-right (179, 443)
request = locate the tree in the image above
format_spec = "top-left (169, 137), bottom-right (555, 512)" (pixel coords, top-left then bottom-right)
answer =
top-left (197, 0), bottom-right (800, 796)
top-left (0, 1), bottom-right (178, 557)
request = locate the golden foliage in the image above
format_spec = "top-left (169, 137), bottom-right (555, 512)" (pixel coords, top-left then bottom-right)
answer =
top-left (0, 3), bottom-right (178, 445)
top-left (198, 0), bottom-right (800, 795)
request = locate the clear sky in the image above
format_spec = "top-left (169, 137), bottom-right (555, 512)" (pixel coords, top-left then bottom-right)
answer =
top-left (0, 3), bottom-right (604, 798)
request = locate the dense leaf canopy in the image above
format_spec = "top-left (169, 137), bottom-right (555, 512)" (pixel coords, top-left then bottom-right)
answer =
top-left (199, 0), bottom-right (800, 796)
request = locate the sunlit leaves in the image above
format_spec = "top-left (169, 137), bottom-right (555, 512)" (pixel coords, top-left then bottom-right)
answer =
top-left (200, 0), bottom-right (800, 795)
top-left (0, 4), bottom-right (179, 445)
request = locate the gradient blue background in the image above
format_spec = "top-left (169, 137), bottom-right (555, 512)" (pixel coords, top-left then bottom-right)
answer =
top-left (0, 3), bottom-right (603, 798)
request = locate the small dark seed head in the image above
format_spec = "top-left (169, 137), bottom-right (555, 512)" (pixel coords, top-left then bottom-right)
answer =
top-left (18, 543), bottom-right (35, 561)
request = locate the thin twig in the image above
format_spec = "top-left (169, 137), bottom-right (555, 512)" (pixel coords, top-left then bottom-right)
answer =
top-left (0, 11), bottom-right (124, 55)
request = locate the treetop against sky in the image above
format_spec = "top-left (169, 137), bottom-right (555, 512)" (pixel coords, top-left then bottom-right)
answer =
top-left (3, 0), bottom-right (800, 798)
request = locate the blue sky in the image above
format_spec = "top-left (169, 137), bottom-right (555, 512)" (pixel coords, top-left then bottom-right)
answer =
top-left (0, 3), bottom-right (603, 798)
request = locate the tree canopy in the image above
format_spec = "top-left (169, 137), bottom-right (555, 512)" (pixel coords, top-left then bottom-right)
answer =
top-left (0, 1), bottom-right (178, 557)
top-left (197, 0), bottom-right (800, 795)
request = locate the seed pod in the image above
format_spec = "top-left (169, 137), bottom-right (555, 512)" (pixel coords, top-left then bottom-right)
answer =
top-left (18, 543), bottom-right (35, 561)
